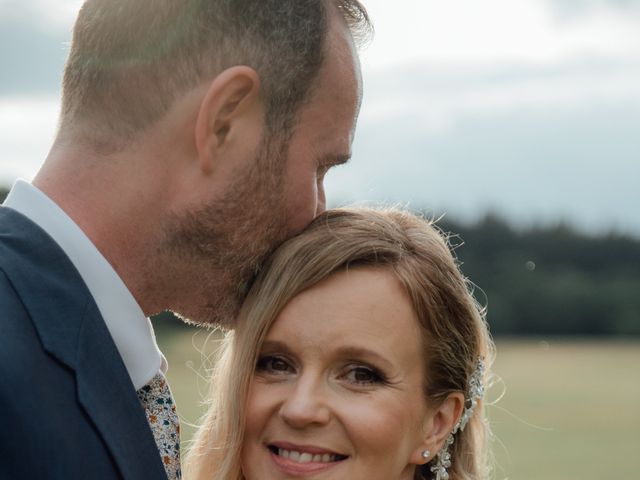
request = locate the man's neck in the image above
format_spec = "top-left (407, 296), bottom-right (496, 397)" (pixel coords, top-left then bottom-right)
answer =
top-left (33, 145), bottom-right (172, 316)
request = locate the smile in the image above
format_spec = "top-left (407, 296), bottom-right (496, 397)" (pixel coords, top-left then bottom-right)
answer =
top-left (271, 447), bottom-right (346, 463)
top-left (267, 443), bottom-right (348, 475)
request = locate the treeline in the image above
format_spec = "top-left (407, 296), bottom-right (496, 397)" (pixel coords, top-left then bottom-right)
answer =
top-left (437, 213), bottom-right (640, 337)
top-left (2, 182), bottom-right (637, 336)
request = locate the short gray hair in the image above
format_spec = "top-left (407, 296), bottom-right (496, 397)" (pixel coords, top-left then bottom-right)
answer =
top-left (60, 0), bottom-right (371, 146)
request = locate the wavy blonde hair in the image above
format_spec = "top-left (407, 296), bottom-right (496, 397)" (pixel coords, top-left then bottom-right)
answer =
top-left (185, 207), bottom-right (495, 480)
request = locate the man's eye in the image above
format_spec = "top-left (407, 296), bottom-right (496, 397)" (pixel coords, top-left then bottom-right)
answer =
top-left (256, 355), bottom-right (294, 375)
top-left (343, 365), bottom-right (386, 385)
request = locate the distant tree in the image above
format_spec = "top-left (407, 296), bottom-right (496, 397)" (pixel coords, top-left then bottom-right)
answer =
top-left (437, 212), bottom-right (640, 337)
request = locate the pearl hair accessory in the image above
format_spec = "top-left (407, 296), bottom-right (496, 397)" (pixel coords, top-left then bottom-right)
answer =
top-left (430, 358), bottom-right (485, 480)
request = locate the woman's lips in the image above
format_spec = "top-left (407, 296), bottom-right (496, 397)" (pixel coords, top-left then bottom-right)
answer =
top-left (267, 442), bottom-right (348, 475)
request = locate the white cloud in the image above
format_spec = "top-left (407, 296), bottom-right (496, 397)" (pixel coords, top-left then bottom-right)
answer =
top-left (327, 96), bottom-right (640, 235)
top-left (0, 96), bottom-right (59, 183)
top-left (0, 0), bottom-right (638, 234)
top-left (0, 0), bottom-right (81, 33)
top-left (361, 0), bottom-right (640, 69)
top-left (361, 59), bottom-right (640, 138)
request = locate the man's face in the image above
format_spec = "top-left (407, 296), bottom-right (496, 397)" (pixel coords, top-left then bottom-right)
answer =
top-left (278, 15), bottom-right (363, 238)
top-left (167, 17), bottom-right (362, 326)
top-left (163, 136), bottom-right (288, 327)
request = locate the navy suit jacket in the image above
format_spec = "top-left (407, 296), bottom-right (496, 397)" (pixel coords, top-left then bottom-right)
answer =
top-left (0, 207), bottom-right (168, 479)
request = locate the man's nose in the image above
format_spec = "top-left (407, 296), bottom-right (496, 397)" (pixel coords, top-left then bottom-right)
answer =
top-left (278, 376), bottom-right (331, 429)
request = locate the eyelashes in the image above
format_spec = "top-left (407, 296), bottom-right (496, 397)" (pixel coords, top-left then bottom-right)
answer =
top-left (341, 365), bottom-right (388, 385)
top-left (256, 355), bottom-right (294, 375)
top-left (255, 355), bottom-right (389, 387)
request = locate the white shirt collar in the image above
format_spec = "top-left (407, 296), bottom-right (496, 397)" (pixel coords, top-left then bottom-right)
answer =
top-left (3, 179), bottom-right (166, 390)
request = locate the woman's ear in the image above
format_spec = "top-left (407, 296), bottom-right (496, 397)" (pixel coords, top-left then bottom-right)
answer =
top-left (194, 66), bottom-right (263, 175)
top-left (409, 392), bottom-right (465, 465)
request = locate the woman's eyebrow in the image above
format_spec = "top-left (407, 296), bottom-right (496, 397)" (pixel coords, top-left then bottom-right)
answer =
top-left (259, 339), bottom-right (293, 354)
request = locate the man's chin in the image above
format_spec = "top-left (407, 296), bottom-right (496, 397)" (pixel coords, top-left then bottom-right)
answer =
top-left (170, 264), bottom-right (262, 328)
top-left (170, 308), bottom-right (235, 330)
top-left (169, 292), bottom-right (244, 329)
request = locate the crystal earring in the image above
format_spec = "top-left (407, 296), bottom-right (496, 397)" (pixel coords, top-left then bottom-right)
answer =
top-left (430, 433), bottom-right (454, 480)
top-left (430, 358), bottom-right (486, 480)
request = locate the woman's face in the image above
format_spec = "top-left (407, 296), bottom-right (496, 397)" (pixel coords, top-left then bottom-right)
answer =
top-left (241, 267), bottom-right (431, 480)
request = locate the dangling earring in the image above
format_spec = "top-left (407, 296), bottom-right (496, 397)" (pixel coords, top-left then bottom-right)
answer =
top-left (430, 434), bottom-right (454, 480)
top-left (430, 358), bottom-right (486, 480)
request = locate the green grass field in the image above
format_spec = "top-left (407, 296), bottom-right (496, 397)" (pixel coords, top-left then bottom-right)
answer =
top-left (156, 330), bottom-right (640, 479)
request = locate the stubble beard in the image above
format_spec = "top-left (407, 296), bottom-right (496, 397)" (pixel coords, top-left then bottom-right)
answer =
top-left (162, 135), bottom-right (290, 327)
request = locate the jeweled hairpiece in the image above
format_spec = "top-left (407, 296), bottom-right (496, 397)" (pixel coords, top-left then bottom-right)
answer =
top-left (430, 358), bottom-right (485, 480)
top-left (454, 357), bottom-right (485, 434)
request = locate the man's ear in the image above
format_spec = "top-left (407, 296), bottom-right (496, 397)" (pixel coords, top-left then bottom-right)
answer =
top-left (409, 392), bottom-right (465, 466)
top-left (194, 66), bottom-right (262, 174)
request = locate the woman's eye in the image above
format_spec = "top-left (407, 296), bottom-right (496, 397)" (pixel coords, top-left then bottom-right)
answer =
top-left (256, 356), bottom-right (294, 375)
top-left (343, 365), bottom-right (385, 385)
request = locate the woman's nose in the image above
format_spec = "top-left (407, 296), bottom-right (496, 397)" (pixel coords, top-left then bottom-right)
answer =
top-left (278, 376), bottom-right (331, 429)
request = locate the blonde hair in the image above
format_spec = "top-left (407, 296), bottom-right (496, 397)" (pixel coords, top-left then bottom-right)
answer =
top-left (186, 207), bottom-right (495, 480)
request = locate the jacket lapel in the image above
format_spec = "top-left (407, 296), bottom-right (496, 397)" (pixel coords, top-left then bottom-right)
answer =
top-left (74, 304), bottom-right (169, 480)
top-left (0, 208), bottom-right (167, 479)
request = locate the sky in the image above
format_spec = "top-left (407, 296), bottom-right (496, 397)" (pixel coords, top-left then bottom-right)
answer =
top-left (1, 0), bottom-right (639, 235)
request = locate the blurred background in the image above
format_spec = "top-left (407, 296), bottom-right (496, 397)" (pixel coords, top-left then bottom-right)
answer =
top-left (1, 0), bottom-right (639, 478)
